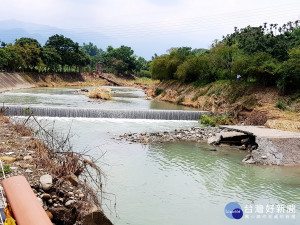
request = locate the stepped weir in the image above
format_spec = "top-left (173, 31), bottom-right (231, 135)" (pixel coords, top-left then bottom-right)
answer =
top-left (3, 105), bottom-right (208, 120)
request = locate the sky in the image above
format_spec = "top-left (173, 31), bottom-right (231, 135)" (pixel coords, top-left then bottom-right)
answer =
top-left (1, 0), bottom-right (300, 59)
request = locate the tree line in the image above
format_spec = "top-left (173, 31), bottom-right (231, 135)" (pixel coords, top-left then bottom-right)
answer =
top-left (0, 34), bottom-right (149, 75)
top-left (150, 21), bottom-right (300, 93)
top-left (1, 20), bottom-right (299, 93)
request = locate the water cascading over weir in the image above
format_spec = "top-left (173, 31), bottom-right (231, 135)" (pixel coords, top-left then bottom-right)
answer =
top-left (3, 105), bottom-right (208, 120)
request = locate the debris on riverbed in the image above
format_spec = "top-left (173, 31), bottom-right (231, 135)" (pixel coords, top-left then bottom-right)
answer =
top-left (120, 124), bottom-right (300, 166)
top-left (119, 126), bottom-right (258, 152)
top-left (85, 87), bottom-right (112, 100)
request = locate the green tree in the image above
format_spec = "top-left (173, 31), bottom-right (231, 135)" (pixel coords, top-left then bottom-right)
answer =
top-left (15, 38), bottom-right (41, 48)
top-left (45, 34), bottom-right (78, 72)
top-left (209, 43), bottom-right (240, 80)
top-left (13, 38), bottom-right (42, 71)
top-left (191, 48), bottom-right (208, 56)
top-left (277, 46), bottom-right (300, 93)
top-left (150, 47), bottom-right (206, 81)
top-left (245, 52), bottom-right (279, 85)
top-left (3, 44), bottom-right (24, 71)
top-left (231, 54), bottom-right (251, 80)
top-left (150, 54), bottom-right (170, 80)
top-left (104, 45), bottom-right (137, 75)
top-left (135, 56), bottom-right (149, 72)
top-left (41, 47), bottom-right (61, 72)
top-left (73, 49), bottom-right (90, 72)
top-left (175, 55), bottom-right (214, 83)
top-left (223, 22), bottom-right (300, 62)
top-left (81, 43), bottom-right (106, 71)
top-left (0, 48), bottom-right (8, 69)
top-left (81, 42), bottom-right (101, 56)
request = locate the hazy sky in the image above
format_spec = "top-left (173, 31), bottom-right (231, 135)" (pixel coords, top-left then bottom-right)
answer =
top-left (1, 0), bottom-right (300, 58)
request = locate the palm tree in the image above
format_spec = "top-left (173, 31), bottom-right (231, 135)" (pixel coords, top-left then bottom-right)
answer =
top-left (274, 24), bottom-right (278, 35)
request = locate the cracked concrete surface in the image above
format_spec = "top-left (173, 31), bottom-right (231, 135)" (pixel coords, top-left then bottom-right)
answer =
top-left (221, 125), bottom-right (300, 165)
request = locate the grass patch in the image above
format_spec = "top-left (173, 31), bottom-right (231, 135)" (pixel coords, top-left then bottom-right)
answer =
top-left (192, 81), bottom-right (253, 103)
top-left (275, 101), bottom-right (287, 110)
top-left (86, 88), bottom-right (112, 100)
top-left (192, 86), bottom-right (210, 101)
top-left (154, 88), bottom-right (164, 96)
top-left (176, 96), bottom-right (185, 105)
top-left (241, 95), bottom-right (258, 108)
top-left (290, 92), bottom-right (300, 102)
top-left (133, 77), bottom-right (160, 85)
top-left (0, 164), bottom-right (11, 174)
top-left (199, 114), bottom-right (232, 127)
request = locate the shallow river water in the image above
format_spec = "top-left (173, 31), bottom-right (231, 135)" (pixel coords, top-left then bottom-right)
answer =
top-left (1, 87), bottom-right (299, 225)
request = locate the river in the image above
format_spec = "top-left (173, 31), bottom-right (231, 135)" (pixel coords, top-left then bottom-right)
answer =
top-left (1, 86), bottom-right (299, 225)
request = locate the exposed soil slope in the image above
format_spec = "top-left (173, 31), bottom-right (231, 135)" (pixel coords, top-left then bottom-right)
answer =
top-left (145, 80), bottom-right (300, 132)
top-left (21, 72), bottom-right (110, 87)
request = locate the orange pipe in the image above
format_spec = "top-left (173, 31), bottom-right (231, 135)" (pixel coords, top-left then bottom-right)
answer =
top-left (2, 176), bottom-right (52, 225)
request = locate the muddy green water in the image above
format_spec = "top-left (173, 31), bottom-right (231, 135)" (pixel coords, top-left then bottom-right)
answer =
top-left (2, 87), bottom-right (299, 225)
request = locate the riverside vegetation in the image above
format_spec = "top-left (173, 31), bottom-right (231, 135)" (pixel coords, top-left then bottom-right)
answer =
top-left (0, 20), bottom-right (299, 129)
top-left (0, 20), bottom-right (300, 128)
top-left (1, 20), bottom-right (299, 94)
top-left (145, 20), bottom-right (300, 131)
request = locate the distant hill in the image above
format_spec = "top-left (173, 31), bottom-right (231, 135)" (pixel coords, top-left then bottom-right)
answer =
top-left (0, 19), bottom-right (212, 59)
top-left (0, 19), bottom-right (115, 48)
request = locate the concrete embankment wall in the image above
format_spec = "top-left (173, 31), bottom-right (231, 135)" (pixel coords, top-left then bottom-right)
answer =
top-left (252, 137), bottom-right (300, 165)
top-left (0, 72), bottom-right (34, 92)
top-left (221, 125), bottom-right (300, 165)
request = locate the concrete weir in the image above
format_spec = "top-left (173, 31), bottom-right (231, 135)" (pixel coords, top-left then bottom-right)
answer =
top-left (3, 105), bottom-right (207, 121)
top-left (221, 125), bottom-right (300, 165)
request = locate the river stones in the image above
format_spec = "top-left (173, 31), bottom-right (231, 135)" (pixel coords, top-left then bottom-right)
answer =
top-left (207, 134), bottom-right (222, 145)
top-left (65, 200), bottom-right (76, 207)
top-left (23, 155), bottom-right (33, 161)
top-left (40, 174), bottom-right (53, 191)
top-left (0, 156), bottom-right (16, 163)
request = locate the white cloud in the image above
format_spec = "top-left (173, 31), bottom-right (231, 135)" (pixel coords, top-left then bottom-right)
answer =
top-left (2, 0), bottom-right (299, 31)
top-left (1, 0), bottom-right (299, 58)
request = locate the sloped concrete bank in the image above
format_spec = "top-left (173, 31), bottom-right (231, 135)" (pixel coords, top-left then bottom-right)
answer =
top-left (0, 72), bottom-right (34, 92)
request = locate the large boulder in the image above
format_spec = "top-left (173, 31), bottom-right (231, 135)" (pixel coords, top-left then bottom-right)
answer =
top-left (49, 207), bottom-right (77, 225)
